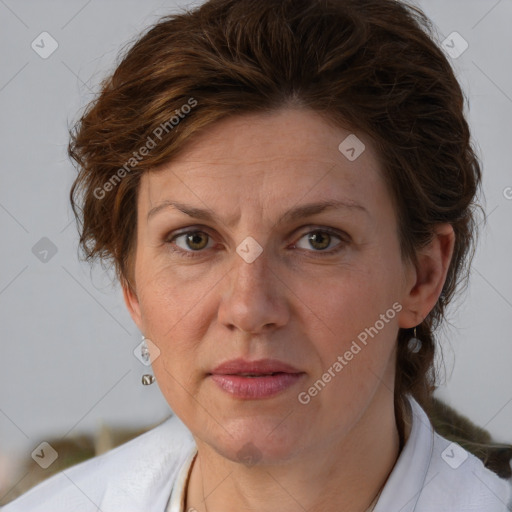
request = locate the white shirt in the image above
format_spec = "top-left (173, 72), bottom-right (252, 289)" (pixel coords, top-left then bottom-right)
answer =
top-left (3, 396), bottom-right (512, 511)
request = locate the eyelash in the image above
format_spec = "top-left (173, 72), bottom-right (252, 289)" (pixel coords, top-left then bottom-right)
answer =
top-left (164, 226), bottom-right (348, 259)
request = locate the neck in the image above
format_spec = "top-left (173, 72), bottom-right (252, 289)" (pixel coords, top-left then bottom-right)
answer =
top-left (185, 386), bottom-right (401, 512)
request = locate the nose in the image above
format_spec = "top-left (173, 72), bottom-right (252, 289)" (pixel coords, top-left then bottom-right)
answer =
top-left (217, 247), bottom-right (290, 335)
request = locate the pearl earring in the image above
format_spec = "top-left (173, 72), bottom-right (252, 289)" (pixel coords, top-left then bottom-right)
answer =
top-left (141, 336), bottom-right (155, 385)
top-left (407, 327), bottom-right (422, 353)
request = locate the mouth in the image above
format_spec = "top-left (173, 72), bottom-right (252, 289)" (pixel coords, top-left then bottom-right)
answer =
top-left (211, 358), bottom-right (302, 375)
top-left (208, 358), bottom-right (305, 399)
top-left (235, 372), bottom-right (284, 377)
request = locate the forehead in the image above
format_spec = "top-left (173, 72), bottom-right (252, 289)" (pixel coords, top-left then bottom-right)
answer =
top-left (138, 108), bottom-right (390, 220)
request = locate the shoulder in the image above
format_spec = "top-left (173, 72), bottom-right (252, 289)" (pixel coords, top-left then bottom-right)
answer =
top-left (2, 414), bottom-right (197, 512)
top-left (376, 396), bottom-right (512, 512)
top-left (421, 429), bottom-right (512, 511)
top-left (410, 397), bottom-right (512, 511)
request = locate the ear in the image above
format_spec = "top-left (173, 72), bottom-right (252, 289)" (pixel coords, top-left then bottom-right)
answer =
top-left (121, 277), bottom-right (144, 333)
top-left (398, 223), bottom-right (455, 329)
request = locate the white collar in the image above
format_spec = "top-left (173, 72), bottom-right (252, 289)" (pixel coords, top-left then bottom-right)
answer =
top-left (166, 447), bottom-right (197, 512)
top-left (374, 396), bottom-right (434, 512)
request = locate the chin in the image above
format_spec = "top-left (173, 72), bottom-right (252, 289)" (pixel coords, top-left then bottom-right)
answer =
top-left (204, 416), bottom-right (306, 466)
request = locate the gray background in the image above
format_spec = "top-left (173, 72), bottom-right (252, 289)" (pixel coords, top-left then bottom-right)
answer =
top-left (1, 0), bottom-right (511, 494)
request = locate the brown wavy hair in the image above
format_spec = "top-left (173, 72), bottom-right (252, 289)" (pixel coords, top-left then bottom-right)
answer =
top-left (69, 0), bottom-right (484, 450)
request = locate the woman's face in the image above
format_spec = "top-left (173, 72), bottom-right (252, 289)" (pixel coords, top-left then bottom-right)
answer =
top-left (124, 108), bottom-right (420, 464)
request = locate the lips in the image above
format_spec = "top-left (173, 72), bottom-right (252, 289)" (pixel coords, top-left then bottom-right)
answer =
top-left (209, 358), bottom-right (305, 399)
top-left (211, 358), bottom-right (302, 375)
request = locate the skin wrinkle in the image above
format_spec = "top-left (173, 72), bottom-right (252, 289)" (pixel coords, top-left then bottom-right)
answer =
top-left (122, 108), bottom-right (454, 512)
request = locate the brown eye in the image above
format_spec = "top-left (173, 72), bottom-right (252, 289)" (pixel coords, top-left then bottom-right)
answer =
top-left (173, 231), bottom-right (212, 252)
top-left (295, 229), bottom-right (343, 252)
top-left (307, 231), bottom-right (331, 250)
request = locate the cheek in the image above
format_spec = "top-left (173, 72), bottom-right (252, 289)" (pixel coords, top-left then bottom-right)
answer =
top-left (292, 261), bottom-right (400, 378)
top-left (295, 280), bottom-right (399, 426)
top-left (293, 264), bottom-right (388, 332)
top-left (136, 256), bottom-right (205, 328)
top-left (135, 261), bottom-right (215, 376)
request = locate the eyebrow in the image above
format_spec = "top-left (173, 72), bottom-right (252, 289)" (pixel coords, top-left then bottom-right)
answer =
top-left (147, 199), bottom-right (368, 226)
